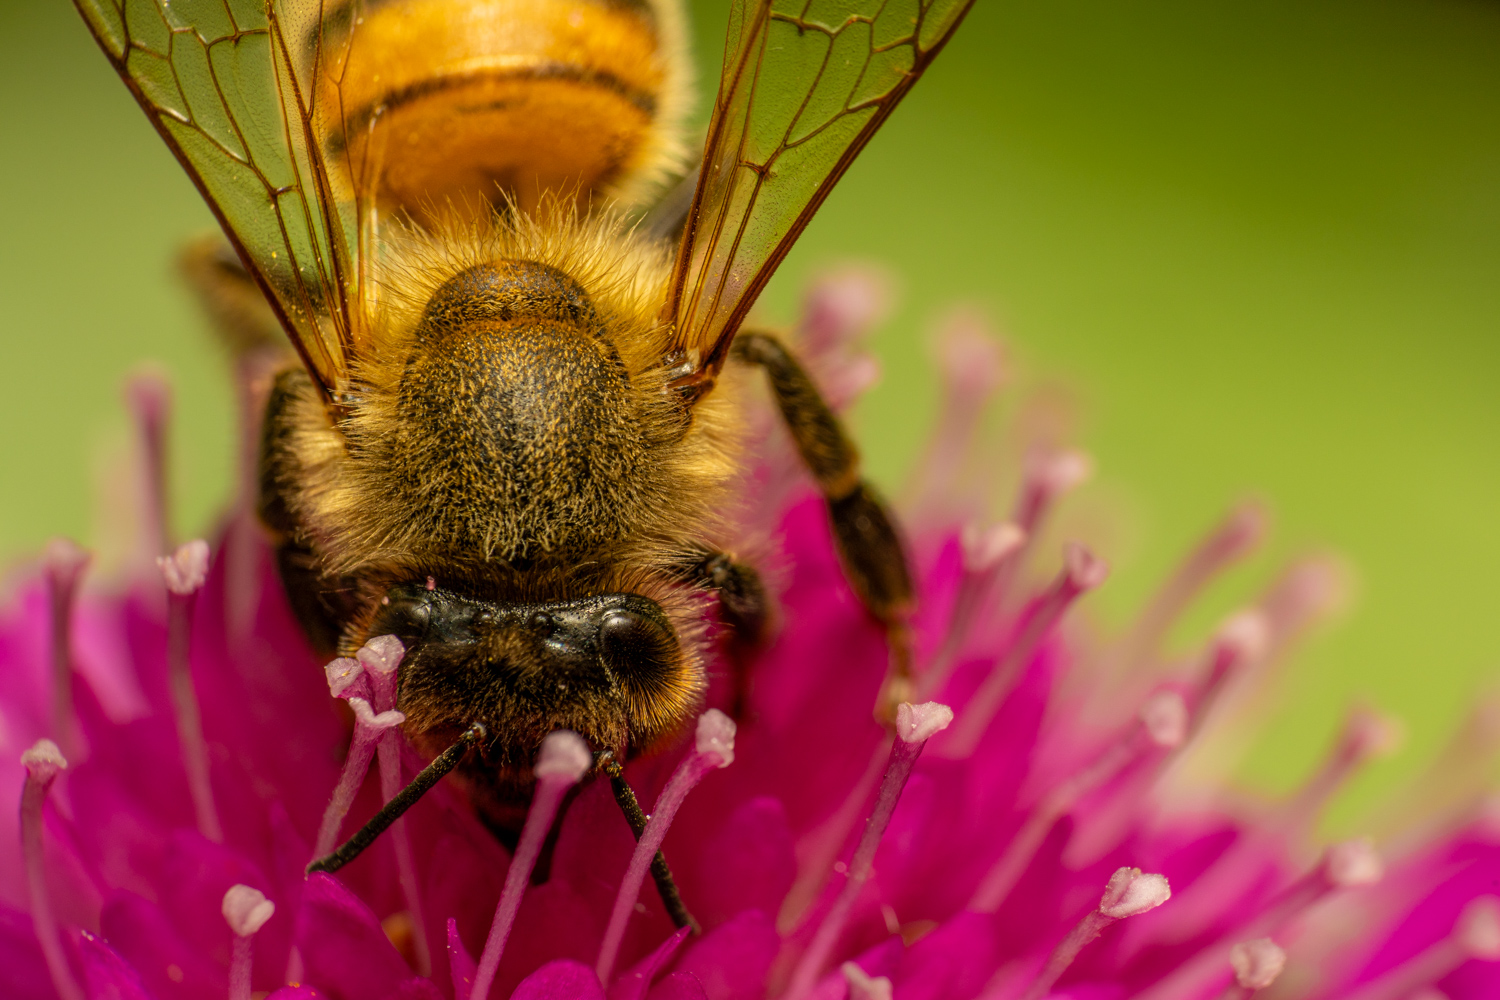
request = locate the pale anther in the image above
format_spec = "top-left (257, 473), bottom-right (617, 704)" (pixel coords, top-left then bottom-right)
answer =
top-left (222, 884), bottom-right (275, 937)
top-left (43, 538), bottom-right (90, 579)
top-left (1456, 896), bottom-right (1500, 959)
top-left (324, 657), bottom-right (362, 698)
top-left (1229, 938), bottom-right (1286, 990)
top-left (1140, 691), bottom-right (1189, 748)
top-left (1325, 837), bottom-right (1383, 888)
top-left (157, 540), bottom-right (211, 596)
top-left (1215, 609), bottom-right (1270, 664)
top-left (356, 634), bottom-right (405, 677)
top-left (1099, 868), bottom-right (1171, 918)
top-left (1064, 542), bottom-right (1110, 591)
top-left (695, 709), bottom-right (736, 766)
top-left (897, 701), bottom-right (954, 744)
top-left (841, 961), bottom-right (894, 1000)
top-left (534, 730), bottom-right (591, 781)
top-left (21, 739), bottom-right (68, 782)
top-left (960, 522), bottom-right (1025, 574)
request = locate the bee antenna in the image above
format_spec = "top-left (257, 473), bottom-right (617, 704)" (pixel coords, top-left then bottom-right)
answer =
top-left (601, 754), bottom-right (700, 934)
top-left (307, 722), bottom-right (486, 875)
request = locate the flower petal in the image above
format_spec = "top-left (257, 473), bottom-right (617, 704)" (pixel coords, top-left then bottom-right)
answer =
top-left (509, 959), bottom-right (605, 1000)
top-left (295, 874), bottom-right (416, 1000)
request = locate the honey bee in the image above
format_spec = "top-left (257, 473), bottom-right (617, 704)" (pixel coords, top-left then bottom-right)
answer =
top-left (73, 0), bottom-right (973, 851)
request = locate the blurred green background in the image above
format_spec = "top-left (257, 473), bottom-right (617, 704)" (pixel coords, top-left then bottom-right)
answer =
top-left (2, 1), bottom-right (1498, 825)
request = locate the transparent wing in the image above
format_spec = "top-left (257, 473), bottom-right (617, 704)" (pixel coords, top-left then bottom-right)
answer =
top-left (664, 0), bottom-right (974, 377)
top-left (72, 0), bottom-right (373, 394)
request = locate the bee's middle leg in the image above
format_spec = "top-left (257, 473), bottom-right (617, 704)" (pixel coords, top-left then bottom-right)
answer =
top-left (731, 332), bottom-right (916, 719)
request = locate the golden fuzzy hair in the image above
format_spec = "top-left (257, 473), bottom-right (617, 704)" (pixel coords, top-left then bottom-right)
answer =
top-left (267, 205), bottom-right (744, 596)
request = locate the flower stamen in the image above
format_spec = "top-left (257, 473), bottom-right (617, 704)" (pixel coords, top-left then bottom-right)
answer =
top-left (1341, 896), bottom-right (1500, 1000)
top-left (158, 539), bottom-right (223, 843)
top-left (125, 369), bottom-right (172, 559)
top-left (358, 636), bottom-right (432, 976)
top-left (783, 702), bottom-right (953, 1000)
top-left (20, 739), bottom-right (83, 1000)
top-left (990, 449), bottom-right (1093, 611)
top-left (596, 710), bottom-right (737, 985)
top-left (1217, 938), bottom-right (1286, 998)
top-left (840, 960), bottom-right (894, 1000)
top-left (1134, 838), bottom-right (1383, 1000)
top-left (469, 731), bottom-right (592, 1000)
top-left (970, 689), bottom-right (1187, 912)
top-left (945, 543), bottom-right (1107, 756)
top-left (312, 694), bottom-right (405, 858)
top-left (1111, 501), bottom-right (1267, 678)
top-left (1019, 867), bottom-right (1171, 1000)
top-left (919, 521), bottom-right (1026, 699)
top-left (222, 884), bottom-right (274, 1000)
top-left (44, 538), bottom-right (90, 757)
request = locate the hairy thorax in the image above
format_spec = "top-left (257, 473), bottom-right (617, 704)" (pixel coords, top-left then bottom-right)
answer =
top-left (376, 261), bottom-right (650, 562)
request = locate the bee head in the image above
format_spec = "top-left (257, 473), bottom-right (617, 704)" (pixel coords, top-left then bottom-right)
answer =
top-left (369, 581), bottom-right (704, 776)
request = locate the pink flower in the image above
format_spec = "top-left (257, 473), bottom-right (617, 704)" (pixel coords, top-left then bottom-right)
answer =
top-left (3, 271), bottom-right (1498, 1000)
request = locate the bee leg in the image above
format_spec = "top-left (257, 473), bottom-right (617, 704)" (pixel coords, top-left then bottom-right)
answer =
top-left (732, 332), bottom-right (916, 721)
top-left (177, 235), bottom-right (285, 355)
top-left (601, 755), bottom-right (700, 933)
top-left (668, 546), bottom-right (769, 719)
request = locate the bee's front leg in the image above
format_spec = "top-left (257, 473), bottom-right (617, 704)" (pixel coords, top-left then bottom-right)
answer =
top-left (730, 332), bottom-right (916, 721)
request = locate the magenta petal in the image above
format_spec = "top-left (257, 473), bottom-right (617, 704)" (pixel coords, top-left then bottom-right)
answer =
top-left (0, 905), bottom-right (61, 1000)
top-left (390, 978), bottom-right (446, 1000)
top-left (892, 911), bottom-right (1005, 1000)
top-left (686, 798), bottom-right (794, 930)
top-left (448, 918), bottom-right (477, 1000)
top-left (295, 874), bottom-right (414, 1000)
top-left (78, 930), bottom-right (156, 1000)
top-left (508, 960), bottom-right (605, 1000)
top-left (608, 927), bottom-right (690, 1000)
top-left (100, 891), bottom-right (226, 1000)
top-left (644, 973), bottom-right (707, 1000)
top-left (267, 987), bottom-right (329, 1000)
top-left (671, 911), bottom-right (777, 1000)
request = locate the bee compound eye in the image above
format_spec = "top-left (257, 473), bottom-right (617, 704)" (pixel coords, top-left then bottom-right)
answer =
top-left (598, 610), bottom-right (676, 680)
top-left (526, 610), bottom-right (554, 632)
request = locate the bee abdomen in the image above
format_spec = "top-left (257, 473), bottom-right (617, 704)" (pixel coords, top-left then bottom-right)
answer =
top-left (318, 0), bottom-right (685, 217)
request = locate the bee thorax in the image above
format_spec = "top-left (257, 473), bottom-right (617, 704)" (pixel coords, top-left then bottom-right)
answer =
top-left (384, 260), bottom-right (647, 562)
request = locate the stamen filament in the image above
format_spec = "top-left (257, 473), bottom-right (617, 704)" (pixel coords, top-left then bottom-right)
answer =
top-left (222, 884), bottom-right (275, 1000)
top-left (378, 732), bottom-right (432, 976)
top-left (44, 539), bottom-right (90, 757)
top-left (308, 722), bottom-right (484, 874)
top-left (945, 544), bottom-right (1107, 756)
top-left (596, 711), bottom-right (736, 986)
top-left (1019, 868), bottom-right (1171, 1000)
top-left (919, 522), bottom-right (1026, 700)
top-left (1133, 838), bottom-right (1382, 1000)
top-left (20, 740), bottom-right (83, 1000)
top-left (126, 370), bottom-right (171, 559)
top-left (605, 757), bottom-right (698, 931)
top-left (990, 449), bottom-right (1092, 609)
top-left (970, 691), bottom-right (1187, 912)
top-left (308, 697), bottom-right (408, 866)
top-left (469, 732), bottom-right (592, 1000)
top-left (777, 736), bottom-right (891, 934)
top-left (357, 636), bottom-right (432, 976)
top-left (158, 540), bottom-right (222, 843)
top-left (783, 702), bottom-right (953, 1000)
top-left (1109, 501), bottom-right (1267, 678)
top-left (1341, 896), bottom-right (1500, 1000)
